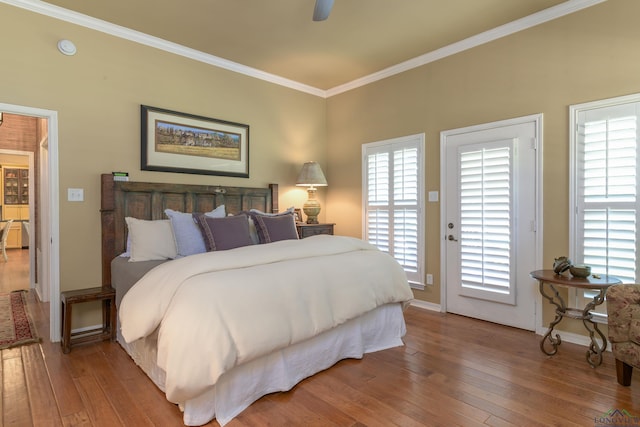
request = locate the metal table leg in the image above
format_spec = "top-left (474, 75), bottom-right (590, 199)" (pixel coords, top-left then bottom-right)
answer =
top-left (538, 280), bottom-right (608, 367)
top-left (582, 288), bottom-right (608, 368)
top-left (538, 281), bottom-right (565, 356)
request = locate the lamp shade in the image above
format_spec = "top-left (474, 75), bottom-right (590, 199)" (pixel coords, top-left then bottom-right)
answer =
top-left (296, 161), bottom-right (327, 187)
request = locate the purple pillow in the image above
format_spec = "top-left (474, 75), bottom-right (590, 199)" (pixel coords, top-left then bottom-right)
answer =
top-left (193, 213), bottom-right (253, 251)
top-left (249, 212), bottom-right (299, 244)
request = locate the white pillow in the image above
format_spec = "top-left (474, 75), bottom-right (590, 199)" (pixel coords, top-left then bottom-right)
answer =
top-left (125, 217), bottom-right (177, 262)
top-left (165, 205), bottom-right (226, 257)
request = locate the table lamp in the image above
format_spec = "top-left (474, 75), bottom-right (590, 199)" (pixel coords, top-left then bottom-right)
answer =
top-left (296, 161), bottom-right (327, 224)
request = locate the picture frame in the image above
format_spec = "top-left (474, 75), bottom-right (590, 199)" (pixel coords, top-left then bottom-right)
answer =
top-left (294, 208), bottom-right (303, 223)
top-left (141, 105), bottom-right (249, 178)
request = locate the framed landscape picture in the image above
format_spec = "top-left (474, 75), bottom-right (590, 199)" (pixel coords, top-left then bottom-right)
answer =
top-left (141, 105), bottom-right (249, 178)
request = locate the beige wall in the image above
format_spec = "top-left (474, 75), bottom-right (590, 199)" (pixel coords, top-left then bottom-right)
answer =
top-left (326, 0), bottom-right (640, 333)
top-left (2, 1), bottom-right (639, 335)
top-left (0, 4), bottom-right (326, 326)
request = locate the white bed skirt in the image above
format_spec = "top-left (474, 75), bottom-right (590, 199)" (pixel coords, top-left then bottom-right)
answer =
top-left (118, 302), bottom-right (407, 426)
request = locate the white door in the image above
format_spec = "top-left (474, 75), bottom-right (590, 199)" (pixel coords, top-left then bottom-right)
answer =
top-left (442, 115), bottom-right (541, 331)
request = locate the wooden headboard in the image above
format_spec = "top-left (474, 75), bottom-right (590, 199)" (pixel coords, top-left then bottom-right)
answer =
top-left (100, 173), bottom-right (279, 286)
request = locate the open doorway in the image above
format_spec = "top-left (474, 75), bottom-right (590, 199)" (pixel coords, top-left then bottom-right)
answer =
top-left (0, 104), bottom-right (59, 342)
top-left (0, 148), bottom-right (34, 294)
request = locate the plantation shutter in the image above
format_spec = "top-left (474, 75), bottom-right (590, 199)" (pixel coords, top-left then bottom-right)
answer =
top-left (458, 140), bottom-right (515, 304)
top-left (367, 151), bottom-right (390, 252)
top-left (576, 104), bottom-right (639, 283)
top-left (363, 135), bottom-right (424, 286)
top-left (572, 98), bottom-right (640, 315)
top-left (393, 147), bottom-right (419, 274)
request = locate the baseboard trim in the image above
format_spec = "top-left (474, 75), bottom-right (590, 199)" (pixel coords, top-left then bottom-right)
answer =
top-left (409, 299), bottom-right (442, 312)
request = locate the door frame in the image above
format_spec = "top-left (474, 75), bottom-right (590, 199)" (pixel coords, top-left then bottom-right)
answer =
top-left (0, 102), bottom-right (60, 342)
top-left (439, 114), bottom-right (544, 329)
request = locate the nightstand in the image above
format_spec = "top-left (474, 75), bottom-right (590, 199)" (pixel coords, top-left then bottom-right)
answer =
top-left (296, 222), bottom-right (335, 238)
top-left (60, 286), bottom-right (116, 354)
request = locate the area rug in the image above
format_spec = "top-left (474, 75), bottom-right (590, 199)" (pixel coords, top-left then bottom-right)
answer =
top-left (0, 291), bottom-right (41, 349)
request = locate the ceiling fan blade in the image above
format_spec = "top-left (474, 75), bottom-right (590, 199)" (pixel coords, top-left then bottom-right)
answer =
top-left (313, 0), bottom-right (334, 21)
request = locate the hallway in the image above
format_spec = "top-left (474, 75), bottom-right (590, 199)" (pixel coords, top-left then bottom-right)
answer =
top-left (0, 248), bottom-right (29, 293)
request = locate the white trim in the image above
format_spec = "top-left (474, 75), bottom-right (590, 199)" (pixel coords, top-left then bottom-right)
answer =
top-left (326, 0), bottom-right (607, 98)
top-left (325, 0), bottom-right (606, 96)
top-left (440, 114), bottom-right (543, 330)
top-left (569, 92), bottom-right (640, 244)
top-left (361, 133), bottom-right (426, 287)
top-left (49, 114), bottom-right (60, 342)
top-left (413, 299), bottom-right (607, 352)
top-left (409, 282), bottom-right (425, 291)
top-left (409, 299), bottom-right (442, 313)
top-left (0, 102), bottom-right (60, 342)
top-left (0, 0), bottom-right (325, 98)
top-left (535, 324), bottom-right (610, 352)
top-left (569, 93), bottom-right (640, 247)
top-left (36, 135), bottom-right (49, 302)
top-left (568, 92), bottom-right (640, 311)
top-left (1, 0), bottom-right (605, 98)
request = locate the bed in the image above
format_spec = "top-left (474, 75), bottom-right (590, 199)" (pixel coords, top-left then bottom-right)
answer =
top-left (100, 174), bottom-right (413, 426)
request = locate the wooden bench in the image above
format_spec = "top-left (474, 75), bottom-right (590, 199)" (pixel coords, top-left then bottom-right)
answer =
top-left (61, 286), bottom-right (116, 354)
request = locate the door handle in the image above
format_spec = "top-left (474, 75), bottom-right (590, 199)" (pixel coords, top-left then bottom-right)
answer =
top-left (448, 234), bottom-right (458, 242)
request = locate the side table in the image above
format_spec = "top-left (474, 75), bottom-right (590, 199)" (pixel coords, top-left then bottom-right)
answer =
top-left (296, 222), bottom-right (334, 238)
top-left (530, 269), bottom-right (621, 367)
top-left (61, 286), bottom-right (116, 354)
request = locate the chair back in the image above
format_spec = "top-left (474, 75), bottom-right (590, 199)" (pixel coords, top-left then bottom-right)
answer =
top-left (0, 219), bottom-right (14, 245)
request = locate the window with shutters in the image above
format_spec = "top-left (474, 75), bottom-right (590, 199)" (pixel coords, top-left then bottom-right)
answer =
top-left (570, 94), bottom-right (640, 319)
top-left (362, 134), bottom-right (425, 288)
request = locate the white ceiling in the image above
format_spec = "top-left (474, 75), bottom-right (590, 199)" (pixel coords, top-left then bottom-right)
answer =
top-left (13, 0), bottom-right (604, 95)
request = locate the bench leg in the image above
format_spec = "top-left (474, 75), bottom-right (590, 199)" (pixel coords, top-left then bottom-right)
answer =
top-left (61, 301), bottom-right (72, 354)
top-left (103, 298), bottom-right (117, 341)
top-left (110, 299), bottom-right (117, 341)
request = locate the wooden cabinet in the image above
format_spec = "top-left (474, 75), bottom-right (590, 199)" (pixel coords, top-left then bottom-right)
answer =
top-left (3, 168), bottom-right (29, 205)
top-left (3, 205), bottom-right (29, 221)
top-left (4, 221), bottom-right (22, 248)
top-left (2, 168), bottom-right (29, 249)
top-left (2, 206), bottom-right (29, 248)
top-left (296, 223), bottom-right (335, 238)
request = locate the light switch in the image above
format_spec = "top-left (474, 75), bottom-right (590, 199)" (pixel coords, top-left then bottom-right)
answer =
top-left (428, 191), bottom-right (439, 202)
top-left (68, 188), bottom-right (84, 202)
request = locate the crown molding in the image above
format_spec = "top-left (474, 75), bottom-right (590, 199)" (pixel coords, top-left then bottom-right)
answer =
top-left (2, 0), bottom-right (605, 99)
top-left (1, 0), bottom-right (327, 97)
top-left (326, 0), bottom-right (606, 97)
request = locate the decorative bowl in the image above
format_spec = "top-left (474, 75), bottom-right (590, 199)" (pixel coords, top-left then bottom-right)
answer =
top-left (553, 257), bottom-right (572, 274)
top-left (569, 264), bottom-right (591, 278)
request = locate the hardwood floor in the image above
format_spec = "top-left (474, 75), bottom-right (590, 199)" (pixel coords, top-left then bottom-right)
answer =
top-left (0, 248), bottom-right (29, 293)
top-left (2, 252), bottom-right (639, 426)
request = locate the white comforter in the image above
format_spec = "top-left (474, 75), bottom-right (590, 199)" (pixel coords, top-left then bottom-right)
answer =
top-left (119, 235), bottom-right (413, 405)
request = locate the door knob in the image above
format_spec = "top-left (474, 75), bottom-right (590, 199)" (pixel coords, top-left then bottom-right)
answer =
top-left (448, 234), bottom-right (458, 242)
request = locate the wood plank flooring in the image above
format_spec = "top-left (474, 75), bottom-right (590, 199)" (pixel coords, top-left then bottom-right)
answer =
top-left (0, 248), bottom-right (29, 293)
top-left (1, 250), bottom-right (639, 426)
